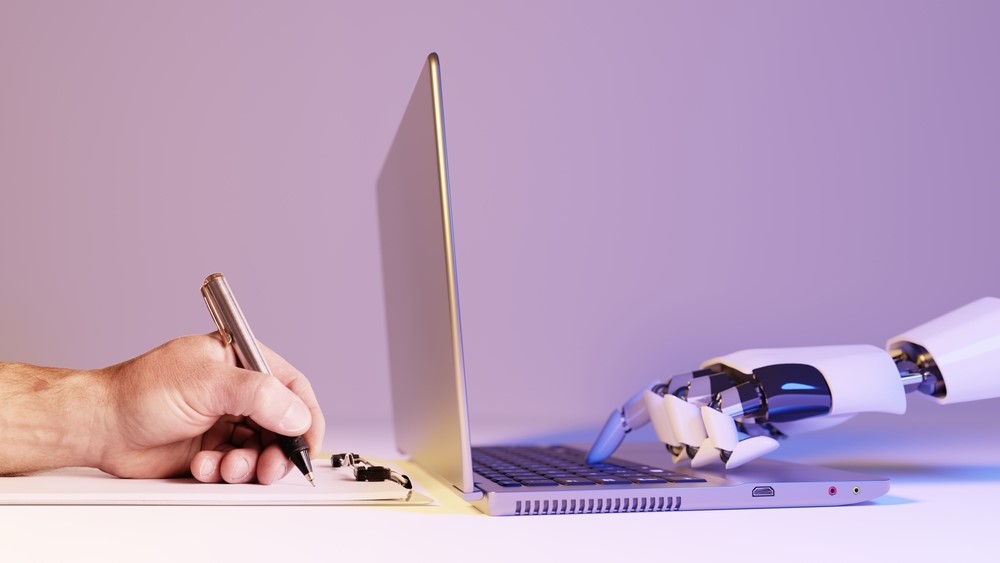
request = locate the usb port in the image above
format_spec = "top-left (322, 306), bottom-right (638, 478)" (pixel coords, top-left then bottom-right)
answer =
top-left (752, 486), bottom-right (775, 497)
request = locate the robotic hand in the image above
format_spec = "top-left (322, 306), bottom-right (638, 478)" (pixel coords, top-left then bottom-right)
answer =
top-left (587, 297), bottom-right (1000, 469)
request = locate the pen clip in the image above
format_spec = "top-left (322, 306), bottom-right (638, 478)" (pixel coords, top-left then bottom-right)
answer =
top-left (201, 284), bottom-right (233, 345)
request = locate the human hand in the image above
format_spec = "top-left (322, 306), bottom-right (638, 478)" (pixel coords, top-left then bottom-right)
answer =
top-left (95, 334), bottom-right (325, 484)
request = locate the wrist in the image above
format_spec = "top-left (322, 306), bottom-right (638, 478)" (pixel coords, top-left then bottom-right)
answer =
top-left (0, 363), bottom-right (113, 474)
top-left (63, 367), bottom-right (115, 470)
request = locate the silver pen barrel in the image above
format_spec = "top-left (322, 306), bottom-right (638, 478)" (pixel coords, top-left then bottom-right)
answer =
top-left (201, 272), bottom-right (271, 375)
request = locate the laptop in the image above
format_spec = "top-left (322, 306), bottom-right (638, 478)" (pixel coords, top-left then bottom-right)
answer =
top-left (375, 52), bottom-right (889, 516)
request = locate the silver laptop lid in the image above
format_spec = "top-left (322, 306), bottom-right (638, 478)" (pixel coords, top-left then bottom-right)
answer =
top-left (376, 53), bottom-right (477, 498)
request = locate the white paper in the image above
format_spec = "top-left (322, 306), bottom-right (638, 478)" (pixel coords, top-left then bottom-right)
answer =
top-left (0, 461), bottom-right (429, 506)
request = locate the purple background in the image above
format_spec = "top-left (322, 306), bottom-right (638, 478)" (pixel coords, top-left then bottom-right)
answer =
top-left (2, 1), bottom-right (998, 447)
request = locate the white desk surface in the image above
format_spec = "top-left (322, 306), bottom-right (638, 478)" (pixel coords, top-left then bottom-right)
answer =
top-left (2, 399), bottom-right (997, 562)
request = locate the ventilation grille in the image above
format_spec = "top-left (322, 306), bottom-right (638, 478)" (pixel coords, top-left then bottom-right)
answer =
top-left (514, 495), bottom-right (682, 516)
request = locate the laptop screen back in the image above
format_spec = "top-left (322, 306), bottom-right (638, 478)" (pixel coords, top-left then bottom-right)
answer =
top-left (375, 53), bottom-right (475, 496)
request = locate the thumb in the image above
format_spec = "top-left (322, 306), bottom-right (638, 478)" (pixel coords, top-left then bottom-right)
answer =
top-left (206, 368), bottom-right (313, 436)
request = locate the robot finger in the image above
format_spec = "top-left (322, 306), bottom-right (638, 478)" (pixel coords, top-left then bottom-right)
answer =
top-left (663, 394), bottom-right (707, 446)
top-left (644, 393), bottom-right (708, 462)
top-left (642, 390), bottom-right (679, 446)
top-left (701, 406), bottom-right (739, 451)
top-left (692, 407), bottom-right (781, 468)
top-left (690, 407), bottom-right (739, 468)
top-left (725, 436), bottom-right (780, 469)
top-left (586, 382), bottom-right (659, 464)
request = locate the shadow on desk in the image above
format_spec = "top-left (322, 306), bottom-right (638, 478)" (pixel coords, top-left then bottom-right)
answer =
top-left (384, 459), bottom-right (485, 517)
top-left (816, 461), bottom-right (1000, 485)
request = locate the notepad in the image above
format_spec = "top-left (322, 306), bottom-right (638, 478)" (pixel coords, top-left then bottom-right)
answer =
top-left (0, 460), bottom-right (431, 506)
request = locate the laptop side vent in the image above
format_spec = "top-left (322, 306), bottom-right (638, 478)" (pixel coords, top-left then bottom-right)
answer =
top-left (514, 496), bottom-right (682, 516)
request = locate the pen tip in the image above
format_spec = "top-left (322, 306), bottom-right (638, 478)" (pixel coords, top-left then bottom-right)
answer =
top-left (306, 472), bottom-right (316, 487)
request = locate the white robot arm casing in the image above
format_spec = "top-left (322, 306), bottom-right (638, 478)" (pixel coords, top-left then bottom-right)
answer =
top-left (887, 296), bottom-right (1000, 405)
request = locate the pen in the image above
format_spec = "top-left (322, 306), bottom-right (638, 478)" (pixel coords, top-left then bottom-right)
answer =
top-left (200, 272), bottom-right (316, 486)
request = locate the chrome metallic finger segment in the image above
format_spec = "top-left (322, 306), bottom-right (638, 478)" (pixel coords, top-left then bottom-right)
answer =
top-left (685, 372), bottom-right (738, 406)
top-left (665, 368), bottom-right (718, 400)
top-left (714, 382), bottom-right (763, 419)
top-left (666, 444), bottom-right (686, 461)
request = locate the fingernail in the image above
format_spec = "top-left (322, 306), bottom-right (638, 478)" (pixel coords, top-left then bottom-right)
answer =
top-left (199, 457), bottom-right (215, 479)
top-left (278, 399), bottom-right (310, 434)
top-left (233, 458), bottom-right (250, 481)
top-left (264, 461), bottom-right (287, 485)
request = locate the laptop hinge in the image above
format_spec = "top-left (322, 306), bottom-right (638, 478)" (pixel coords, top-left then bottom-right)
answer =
top-left (457, 485), bottom-right (484, 502)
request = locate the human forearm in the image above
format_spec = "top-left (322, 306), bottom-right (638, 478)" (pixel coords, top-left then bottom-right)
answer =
top-left (0, 363), bottom-right (111, 475)
top-left (0, 334), bottom-right (323, 483)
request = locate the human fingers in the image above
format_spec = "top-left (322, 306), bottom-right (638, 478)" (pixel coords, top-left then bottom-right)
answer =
top-left (256, 443), bottom-right (292, 485)
top-left (256, 342), bottom-right (326, 452)
top-left (231, 423), bottom-right (257, 447)
top-left (190, 450), bottom-right (225, 483)
top-left (219, 447), bottom-right (261, 484)
top-left (200, 415), bottom-right (245, 451)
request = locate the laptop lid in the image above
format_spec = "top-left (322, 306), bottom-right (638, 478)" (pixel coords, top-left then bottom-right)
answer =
top-left (376, 53), bottom-right (478, 500)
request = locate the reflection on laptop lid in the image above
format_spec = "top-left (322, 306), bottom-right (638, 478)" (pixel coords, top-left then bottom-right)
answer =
top-left (376, 52), bottom-right (889, 515)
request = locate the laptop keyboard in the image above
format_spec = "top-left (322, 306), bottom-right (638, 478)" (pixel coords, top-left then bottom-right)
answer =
top-left (471, 445), bottom-right (706, 488)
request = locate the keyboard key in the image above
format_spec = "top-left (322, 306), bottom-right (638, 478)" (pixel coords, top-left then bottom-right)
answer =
top-left (590, 477), bottom-right (633, 485)
top-left (519, 479), bottom-right (559, 487)
top-left (554, 477), bottom-right (598, 486)
top-left (616, 472), bottom-right (653, 479)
